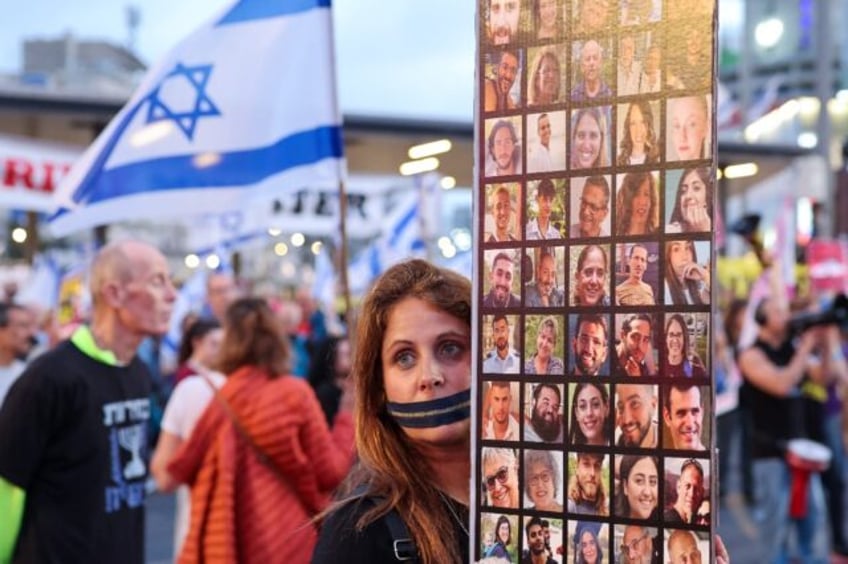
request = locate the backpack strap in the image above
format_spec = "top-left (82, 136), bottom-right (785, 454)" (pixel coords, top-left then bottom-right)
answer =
top-left (383, 508), bottom-right (418, 562)
top-left (351, 485), bottom-right (419, 563)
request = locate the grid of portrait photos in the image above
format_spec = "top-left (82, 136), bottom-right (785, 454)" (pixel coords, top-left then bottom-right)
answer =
top-left (475, 1), bottom-right (716, 563)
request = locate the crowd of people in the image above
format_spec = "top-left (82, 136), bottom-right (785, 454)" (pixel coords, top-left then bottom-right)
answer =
top-left (0, 241), bottom-right (357, 563)
top-left (0, 241), bottom-right (740, 564)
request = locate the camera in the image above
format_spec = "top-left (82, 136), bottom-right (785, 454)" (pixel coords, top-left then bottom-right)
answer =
top-left (788, 293), bottom-right (848, 335)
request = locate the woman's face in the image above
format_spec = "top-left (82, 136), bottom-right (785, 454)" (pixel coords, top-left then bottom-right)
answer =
top-left (335, 338), bottom-right (352, 377)
top-left (668, 241), bottom-right (695, 278)
top-left (580, 531), bottom-right (598, 563)
top-left (498, 521), bottom-right (510, 544)
top-left (687, 26), bottom-right (705, 60)
top-left (527, 461), bottom-right (556, 509)
top-left (679, 170), bottom-right (708, 215)
top-left (381, 297), bottom-right (471, 443)
top-left (624, 457), bottom-right (658, 519)
top-left (537, 55), bottom-right (559, 102)
top-left (574, 113), bottom-right (602, 169)
top-left (576, 385), bottom-right (608, 444)
top-left (629, 180), bottom-right (652, 229)
top-left (671, 97), bottom-right (707, 160)
top-left (193, 328), bottom-right (223, 367)
top-left (576, 248), bottom-right (607, 305)
top-left (538, 0), bottom-right (557, 34)
top-left (536, 324), bottom-right (556, 362)
top-left (666, 319), bottom-right (685, 363)
top-left (628, 105), bottom-right (647, 148)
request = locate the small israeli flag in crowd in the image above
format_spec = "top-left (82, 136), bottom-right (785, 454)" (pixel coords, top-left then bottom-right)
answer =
top-left (50, 0), bottom-right (344, 236)
top-left (347, 192), bottom-right (427, 295)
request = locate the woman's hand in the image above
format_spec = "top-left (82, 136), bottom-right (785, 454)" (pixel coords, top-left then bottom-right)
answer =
top-left (683, 202), bottom-right (711, 231)
top-left (682, 262), bottom-right (708, 283)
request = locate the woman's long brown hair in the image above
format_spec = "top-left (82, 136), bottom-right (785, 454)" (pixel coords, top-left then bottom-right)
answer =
top-left (215, 297), bottom-right (290, 377)
top-left (333, 259), bottom-right (472, 564)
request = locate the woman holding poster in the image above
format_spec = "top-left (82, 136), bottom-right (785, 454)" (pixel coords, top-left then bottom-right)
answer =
top-left (313, 260), bottom-right (472, 564)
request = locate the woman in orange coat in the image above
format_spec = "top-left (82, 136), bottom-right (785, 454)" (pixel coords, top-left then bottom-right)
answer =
top-left (167, 297), bottom-right (355, 563)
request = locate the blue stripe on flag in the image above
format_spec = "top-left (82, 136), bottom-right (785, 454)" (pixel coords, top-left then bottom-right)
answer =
top-left (389, 203), bottom-right (418, 247)
top-left (71, 125), bottom-right (342, 205)
top-left (217, 0), bottom-right (331, 25)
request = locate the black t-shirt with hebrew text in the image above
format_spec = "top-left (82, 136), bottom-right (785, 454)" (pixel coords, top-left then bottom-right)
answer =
top-left (0, 340), bottom-right (150, 564)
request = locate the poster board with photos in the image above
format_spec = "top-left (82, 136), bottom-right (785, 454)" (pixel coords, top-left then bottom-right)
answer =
top-left (474, 1), bottom-right (717, 562)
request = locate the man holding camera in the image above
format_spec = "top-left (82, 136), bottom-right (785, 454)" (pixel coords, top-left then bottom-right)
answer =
top-left (738, 296), bottom-right (847, 562)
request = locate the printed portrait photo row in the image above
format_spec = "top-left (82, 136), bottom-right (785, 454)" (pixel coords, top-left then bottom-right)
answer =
top-left (482, 2), bottom-right (714, 100)
top-left (482, 97), bottom-right (712, 178)
top-left (479, 511), bottom-right (711, 564)
top-left (480, 310), bottom-right (710, 379)
top-left (480, 381), bottom-right (712, 451)
top-left (483, 0), bottom-right (715, 47)
top-left (480, 241), bottom-right (712, 309)
top-left (482, 168), bottom-right (714, 245)
top-left (480, 446), bottom-right (712, 527)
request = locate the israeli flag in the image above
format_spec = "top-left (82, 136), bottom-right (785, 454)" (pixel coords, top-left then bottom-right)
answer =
top-left (348, 192), bottom-right (426, 295)
top-left (50, 0), bottom-right (344, 236)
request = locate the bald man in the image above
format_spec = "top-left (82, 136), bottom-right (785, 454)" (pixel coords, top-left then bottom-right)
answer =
top-left (571, 40), bottom-right (613, 102)
top-left (0, 240), bottom-right (176, 563)
top-left (666, 529), bottom-right (702, 564)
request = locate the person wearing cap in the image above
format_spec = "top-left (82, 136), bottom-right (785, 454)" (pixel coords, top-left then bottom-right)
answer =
top-left (573, 521), bottom-right (603, 564)
top-left (567, 452), bottom-right (608, 516)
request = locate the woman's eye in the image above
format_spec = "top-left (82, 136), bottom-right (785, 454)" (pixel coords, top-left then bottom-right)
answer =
top-left (440, 341), bottom-right (465, 359)
top-left (395, 351), bottom-right (416, 369)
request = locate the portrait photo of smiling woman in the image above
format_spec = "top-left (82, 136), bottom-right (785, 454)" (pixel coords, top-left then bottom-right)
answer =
top-left (482, 447), bottom-right (520, 509)
top-left (615, 454), bottom-right (660, 522)
top-left (617, 100), bottom-right (661, 166)
top-left (570, 244), bottom-right (611, 307)
top-left (666, 167), bottom-right (713, 234)
top-left (568, 521), bottom-right (608, 564)
top-left (523, 449), bottom-right (564, 512)
top-left (615, 171), bottom-right (660, 236)
top-left (568, 382), bottom-right (611, 446)
top-left (480, 512), bottom-right (518, 562)
top-left (571, 106), bottom-right (611, 170)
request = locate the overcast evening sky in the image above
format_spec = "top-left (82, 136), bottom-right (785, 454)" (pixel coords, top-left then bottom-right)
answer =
top-left (0, 0), bottom-right (476, 123)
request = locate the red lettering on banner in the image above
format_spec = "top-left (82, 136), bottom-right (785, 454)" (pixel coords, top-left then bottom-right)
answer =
top-left (3, 158), bottom-right (34, 190)
top-left (40, 162), bottom-right (71, 193)
top-left (2, 158), bottom-right (71, 193)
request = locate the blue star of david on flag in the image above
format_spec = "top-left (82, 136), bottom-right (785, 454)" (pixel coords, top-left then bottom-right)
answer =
top-left (144, 63), bottom-right (221, 140)
top-left (49, 0), bottom-right (345, 236)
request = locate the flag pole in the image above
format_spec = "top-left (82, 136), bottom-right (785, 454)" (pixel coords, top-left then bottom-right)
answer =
top-left (336, 178), bottom-right (353, 331)
top-left (325, 1), bottom-right (352, 332)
